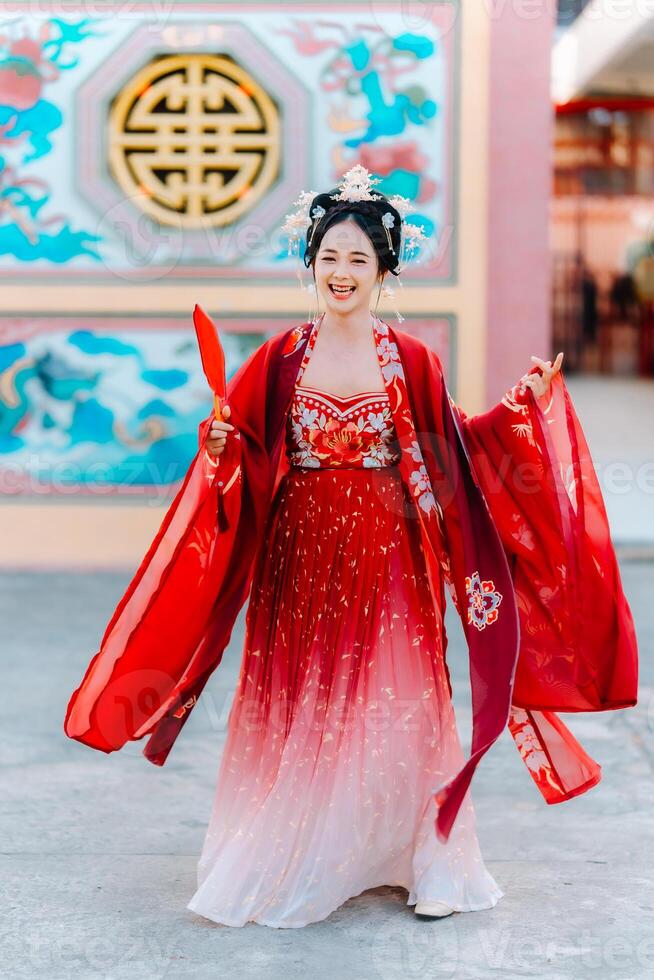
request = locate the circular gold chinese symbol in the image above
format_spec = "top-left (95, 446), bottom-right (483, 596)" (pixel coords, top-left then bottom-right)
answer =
top-left (109, 54), bottom-right (279, 227)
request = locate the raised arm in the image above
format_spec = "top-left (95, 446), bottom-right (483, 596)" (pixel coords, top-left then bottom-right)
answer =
top-left (432, 347), bottom-right (637, 808)
top-left (436, 354), bottom-right (562, 564)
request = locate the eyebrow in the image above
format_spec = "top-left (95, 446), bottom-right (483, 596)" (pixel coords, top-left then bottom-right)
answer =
top-left (321, 248), bottom-right (371, 258)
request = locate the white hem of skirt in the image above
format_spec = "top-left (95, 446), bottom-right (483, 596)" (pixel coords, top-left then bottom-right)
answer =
top-left (186, 878), bottom-right (504, 929)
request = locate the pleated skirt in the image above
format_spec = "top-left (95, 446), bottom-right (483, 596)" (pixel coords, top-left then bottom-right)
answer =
top-left (187, 465), bottom-right (503, 927)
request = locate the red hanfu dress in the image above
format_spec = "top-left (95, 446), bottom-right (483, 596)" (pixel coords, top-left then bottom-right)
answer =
top-left (64, 311), bottom-right (638, 929)
top-left (185, 339), bottom-right (504, 927)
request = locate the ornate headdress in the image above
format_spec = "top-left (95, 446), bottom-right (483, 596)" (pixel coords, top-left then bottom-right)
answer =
top-left (281, 164), bottom-right (427, 323)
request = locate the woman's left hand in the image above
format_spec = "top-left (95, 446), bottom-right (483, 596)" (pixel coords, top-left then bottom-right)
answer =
top-left (522, 352), bottom-right (564, 398)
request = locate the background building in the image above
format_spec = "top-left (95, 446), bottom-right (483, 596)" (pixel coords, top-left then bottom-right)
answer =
top-left (552, 2), bottom-right (654, 377)
top-left (0, 1), bottom-right (554, 565)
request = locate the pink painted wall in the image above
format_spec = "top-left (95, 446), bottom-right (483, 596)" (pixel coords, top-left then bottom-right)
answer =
top-left (486, 7), bottom-right (555, 405)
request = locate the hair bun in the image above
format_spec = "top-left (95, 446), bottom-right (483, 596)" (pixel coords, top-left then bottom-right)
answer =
top-left (302, 191), bottom-right (403, 276)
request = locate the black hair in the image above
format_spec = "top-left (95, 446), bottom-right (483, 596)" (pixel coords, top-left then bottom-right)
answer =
top-left (303, 191), bottom-right (403, 279)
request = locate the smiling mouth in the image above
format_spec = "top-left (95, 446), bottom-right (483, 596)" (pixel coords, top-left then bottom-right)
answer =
top-left (329, 284), bottom-right (356, 296)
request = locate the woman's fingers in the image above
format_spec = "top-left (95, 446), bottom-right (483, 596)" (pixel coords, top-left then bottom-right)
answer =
top-left (206, 433), bottom-right (228, 457)
top-left (522, 374), bottom-right (546, 397)
top-left (210, 421), bottom-right (234, 437)
top-left (530, 352), bottom-right (564, 376)
top-left (206, 403), bottom-right (235, 457)
top-left (524, 350), bottom-right (566, 397)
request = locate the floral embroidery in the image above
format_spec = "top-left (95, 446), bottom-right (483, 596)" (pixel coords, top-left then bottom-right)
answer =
top-left (172, 694), bottom-right (197, 719)
top-left (408, 462), bottom-right (437, 514)
top-left (403, 441), bottom-right (442, 519)
top-left (510, 512), bottom-right (536, 551)
top-left (287, 389), bottom-right (401, 469)
top-left (500, 376), bottom-right (538, 448)
top-left (374, 320), bottom-right (443, 520)
top-left (282, 325), bottom-right (307, 358)
top-left (465, 570), bottom-right (502, 630)
top-left (508, 708), bottom-right (565, 794)
top-left (376, 335), bottom-right (404, 381)
top-left (292, 314), bottom-right (443, 520)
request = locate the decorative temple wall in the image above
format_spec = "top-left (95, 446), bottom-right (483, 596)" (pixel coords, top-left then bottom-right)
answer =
top-left (0, 1), bottom-right (553, 566)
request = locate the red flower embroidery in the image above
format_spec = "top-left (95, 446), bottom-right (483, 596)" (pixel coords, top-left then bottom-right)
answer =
top-left (465, 571), bottom-right (502, 631)
top-left (282, 326), bottom-right (307, 357)
top-left (307, 419), bottom-right (366, 463)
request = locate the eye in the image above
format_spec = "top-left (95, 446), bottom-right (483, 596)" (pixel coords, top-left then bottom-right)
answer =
top-left (320, 257), bottom-right (367, 263)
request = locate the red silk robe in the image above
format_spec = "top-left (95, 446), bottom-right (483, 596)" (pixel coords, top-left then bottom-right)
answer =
top-left (64, 316), bottom-right (638, 843)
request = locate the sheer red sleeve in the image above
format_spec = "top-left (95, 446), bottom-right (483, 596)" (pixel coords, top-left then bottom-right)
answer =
top-left (64, 339), bottom-right (276, 762)
top-left (445, 363), bottom-right (638, 804)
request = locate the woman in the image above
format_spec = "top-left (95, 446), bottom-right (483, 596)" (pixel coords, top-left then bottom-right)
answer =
top-left (64, 167), bottom-right (638, 930)
top-left (191, 219), bottom-right (517, 927)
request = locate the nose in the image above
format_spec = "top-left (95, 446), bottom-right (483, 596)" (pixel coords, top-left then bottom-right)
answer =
top-left (331, 261), bottom-right (355, 278)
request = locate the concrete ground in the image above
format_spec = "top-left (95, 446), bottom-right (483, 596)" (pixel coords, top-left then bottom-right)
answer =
top-left (2, 552), bottom-right (653, 979)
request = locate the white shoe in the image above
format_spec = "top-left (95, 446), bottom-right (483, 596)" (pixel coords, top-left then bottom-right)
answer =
top-left (414, 900), bottom-right (454, 919)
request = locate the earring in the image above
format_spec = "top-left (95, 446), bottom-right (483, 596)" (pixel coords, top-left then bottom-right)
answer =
top-left (379, 278), bottom-right (404, 324)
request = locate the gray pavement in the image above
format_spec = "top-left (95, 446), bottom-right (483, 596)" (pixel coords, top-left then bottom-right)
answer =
top-left (2, 557), bottom-right (653, 979)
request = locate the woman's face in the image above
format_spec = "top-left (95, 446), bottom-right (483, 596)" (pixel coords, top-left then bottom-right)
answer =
top-left (313, 218), bottom-right (384, 314)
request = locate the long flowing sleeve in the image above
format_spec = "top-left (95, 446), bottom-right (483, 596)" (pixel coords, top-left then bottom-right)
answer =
top-left (64, 336), bottom-right (277, 763)
top-left (442, 362), bottom-right (638, 805)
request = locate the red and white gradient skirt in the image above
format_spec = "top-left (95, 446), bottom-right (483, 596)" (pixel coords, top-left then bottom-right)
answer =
top-left (187, 466), bottom-right (503, 928)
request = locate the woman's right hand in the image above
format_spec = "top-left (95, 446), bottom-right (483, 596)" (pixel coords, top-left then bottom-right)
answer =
top-left (206, 404), bottom-right (235, 457)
